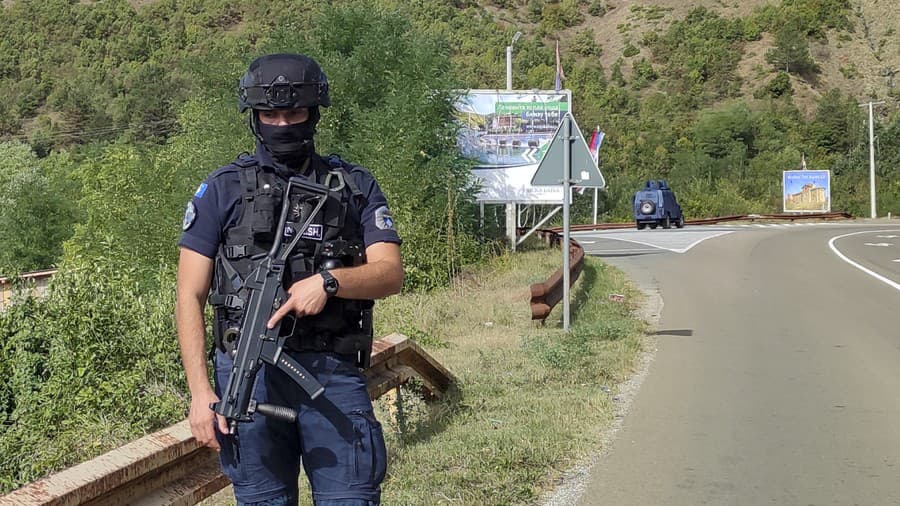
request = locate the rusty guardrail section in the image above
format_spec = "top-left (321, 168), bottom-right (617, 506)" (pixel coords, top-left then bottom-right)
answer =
top-left (0, 333), bottom-right (454, 506)
top-left (529, 235), bottom-right (584, 321)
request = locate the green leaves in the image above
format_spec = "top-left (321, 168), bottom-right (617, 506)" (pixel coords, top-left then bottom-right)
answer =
top-left (0, 143), bottom-right (78, 276)
top-left (765, 25), bottom-right (818, 75)
top-left (649, 7), bottom-right (746, 99)
top-left (807, 89), bottom-right (863, 153)
top-left (0, 262), bottom-right (186, 491)
top-left (260, 1), bottom-right (487, 288)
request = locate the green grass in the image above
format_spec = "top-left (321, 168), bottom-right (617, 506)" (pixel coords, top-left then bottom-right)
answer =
top-left (369, 244), bottom-right (646, 505)
top-left (203, 244), bottom-right (648, 505)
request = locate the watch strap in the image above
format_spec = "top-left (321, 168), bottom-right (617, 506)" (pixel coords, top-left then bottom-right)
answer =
top-left (321, 270), bottom-right (339, 297)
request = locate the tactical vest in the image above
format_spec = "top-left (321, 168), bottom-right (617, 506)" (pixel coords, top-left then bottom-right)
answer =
top-left (209, 154), bottom-right (374, 367)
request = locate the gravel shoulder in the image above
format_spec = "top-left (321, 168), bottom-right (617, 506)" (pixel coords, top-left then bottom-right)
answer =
top-left (538, 268), bottom-right (663, 506)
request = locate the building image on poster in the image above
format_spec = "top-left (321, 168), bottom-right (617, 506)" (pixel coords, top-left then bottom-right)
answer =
top-left (454, 90), bottom-right (571, 203)
top-left (783, 170), bottom-right (831, 212)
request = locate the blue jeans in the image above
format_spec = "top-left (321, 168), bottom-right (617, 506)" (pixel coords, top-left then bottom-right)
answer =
top-left (214, 350), bottom-right (386, 505)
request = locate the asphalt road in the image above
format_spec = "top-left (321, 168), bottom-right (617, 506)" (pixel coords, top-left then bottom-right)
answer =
top-left (574, 222), bottom-right (900, 506)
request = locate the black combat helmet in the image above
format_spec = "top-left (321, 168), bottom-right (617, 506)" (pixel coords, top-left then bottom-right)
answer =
top-left (238, 53), bottom-right (330, 112)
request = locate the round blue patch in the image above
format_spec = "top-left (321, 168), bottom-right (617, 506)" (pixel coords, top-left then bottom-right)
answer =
top-left (374, 205), bottom-right (395, 230)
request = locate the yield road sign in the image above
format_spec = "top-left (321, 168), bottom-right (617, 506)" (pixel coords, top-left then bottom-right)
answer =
top-left (531, 113), bottom-right (605, 188)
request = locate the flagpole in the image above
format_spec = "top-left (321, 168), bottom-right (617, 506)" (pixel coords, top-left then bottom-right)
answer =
top-left (593, 125), bottom-right (599, 225)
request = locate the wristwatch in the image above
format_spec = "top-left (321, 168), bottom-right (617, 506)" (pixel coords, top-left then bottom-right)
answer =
top-left (320, 270), bottom-right (339, 298)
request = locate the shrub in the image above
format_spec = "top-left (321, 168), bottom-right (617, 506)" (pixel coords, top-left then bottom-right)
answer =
top-left (572, 28), bottom-right (601, 56)
top-left (622, 43), bottom-right (639, 58)
top-left (588, 0), bottom-right (608, 17)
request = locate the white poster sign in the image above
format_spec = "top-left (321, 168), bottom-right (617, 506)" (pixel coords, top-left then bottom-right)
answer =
top-left (454, 89), bottom-right (572, 203)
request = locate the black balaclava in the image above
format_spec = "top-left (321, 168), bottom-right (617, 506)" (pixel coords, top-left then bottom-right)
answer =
top-left (254, 109), bottom-right (318, 170)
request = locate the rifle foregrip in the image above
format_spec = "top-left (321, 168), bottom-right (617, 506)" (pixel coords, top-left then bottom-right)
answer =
top-left (256, 403), bottom-right (298, 423)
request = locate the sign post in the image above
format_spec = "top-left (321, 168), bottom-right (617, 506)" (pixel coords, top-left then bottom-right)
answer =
top-left (531, 113), bottom-right (605, 331)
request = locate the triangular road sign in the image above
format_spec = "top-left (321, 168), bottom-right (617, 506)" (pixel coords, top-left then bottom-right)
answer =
top-left (531, 113), bottom-right (606, 188)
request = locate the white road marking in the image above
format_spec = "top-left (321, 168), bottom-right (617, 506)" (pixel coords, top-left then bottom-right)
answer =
top-left (864, 243), bottom-right (894, 247)
top-left (580, 230), bottom-right (733, 254)
top-left (877, 235), bottom-right (898, 239)
top-left (588, 248), bottom-right (659, 254)
top-left (828, 230), bottom-right (900, 292)
top-left (673, 231), bottom-right (734, 253)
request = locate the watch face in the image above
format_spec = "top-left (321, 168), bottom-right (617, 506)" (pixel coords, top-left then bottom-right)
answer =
top-left (323, 272), bottom-right (338, 294)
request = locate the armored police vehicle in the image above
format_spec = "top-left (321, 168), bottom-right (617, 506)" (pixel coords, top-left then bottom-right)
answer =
top-left (633, 180), bottom-right (685, 230)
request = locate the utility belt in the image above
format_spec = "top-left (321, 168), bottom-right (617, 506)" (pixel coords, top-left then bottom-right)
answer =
top-left (212, 301), bottom-right (374, 368)
top-left (283, 332), bottom-right (370, 355)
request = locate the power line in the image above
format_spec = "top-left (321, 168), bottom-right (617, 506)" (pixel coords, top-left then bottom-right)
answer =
top-left (0, 118), bottom-right (178, 145)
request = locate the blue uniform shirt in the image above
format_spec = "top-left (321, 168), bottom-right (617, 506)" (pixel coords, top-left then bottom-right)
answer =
top-left (179, 142), bottom-right (401, 258)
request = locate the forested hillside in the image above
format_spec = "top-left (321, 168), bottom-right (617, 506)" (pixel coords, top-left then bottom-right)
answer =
top-left (0, 0), bottom-right (898, 493)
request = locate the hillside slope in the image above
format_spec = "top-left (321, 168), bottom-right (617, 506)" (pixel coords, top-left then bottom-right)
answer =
top-left (502, 0), bottom-right (898, 114)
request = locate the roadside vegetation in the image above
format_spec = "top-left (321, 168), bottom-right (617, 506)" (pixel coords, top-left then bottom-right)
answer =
top-left (374, 244), bottom-right (644, 505)
top-left (0, 0), bottom-right (898, 494)
top-left (198, 243), bottom-right (647, 505)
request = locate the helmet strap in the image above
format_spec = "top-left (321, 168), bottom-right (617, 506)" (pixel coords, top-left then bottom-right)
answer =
top-left (249, 112), bottom-right (265, 144)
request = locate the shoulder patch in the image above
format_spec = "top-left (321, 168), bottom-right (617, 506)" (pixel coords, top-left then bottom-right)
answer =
top-left (374, 205), bottom-right (395, 230)
top-left (194, 182), bottom-right (208, 198)
top-left (232, 154), bottom-right (258, 168)
top-left (182, 201), bottom-right (197, 231)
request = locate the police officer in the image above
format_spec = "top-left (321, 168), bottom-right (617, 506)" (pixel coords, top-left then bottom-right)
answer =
top-left (175, 53), bottom-right (403, 506)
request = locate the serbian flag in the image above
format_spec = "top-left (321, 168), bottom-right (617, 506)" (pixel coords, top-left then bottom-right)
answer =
top-left (588, 127), bottom-right (605, 164)
top-left (554, 40), bottom-right (566, 92)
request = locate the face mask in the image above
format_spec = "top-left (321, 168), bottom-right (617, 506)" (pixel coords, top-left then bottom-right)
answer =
top-left (256, 120), bottom-right (316, 168)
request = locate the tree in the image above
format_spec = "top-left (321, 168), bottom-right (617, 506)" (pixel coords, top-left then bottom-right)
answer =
top-left (765, 26), bottom-right (817, 75)
top-left (296, 1), bottom-right (486, 287)
top-left (807, 89), bottom-right (862, 153)
top-left (691, 102), bottom-right (754, 159)
top-left (572, 28), bottom-right (601, 57)
top-left (0, 142), bottom-right (78, 276)
top-left (754, 71), bottom-right (792, 99)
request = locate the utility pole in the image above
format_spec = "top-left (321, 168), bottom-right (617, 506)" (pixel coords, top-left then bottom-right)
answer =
top-left (506, 32), bottom-right (521, 91)
top-left (505, 31), bottom-right (522, 250)
top-left (859, 100), bottom-right (885, 218)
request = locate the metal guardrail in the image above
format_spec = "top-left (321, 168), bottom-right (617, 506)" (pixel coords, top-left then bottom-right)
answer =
top-left (0, 333), bottom-right (454, 506)
top-left (529, 235), bottom-right (585, 321)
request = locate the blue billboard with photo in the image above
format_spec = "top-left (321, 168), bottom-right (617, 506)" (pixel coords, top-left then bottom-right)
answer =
top-left (783, 170), bottom-right (831, 212)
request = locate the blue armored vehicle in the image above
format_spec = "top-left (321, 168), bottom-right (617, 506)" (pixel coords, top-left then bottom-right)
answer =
top-left (633, 180), bottom-right (685, 230)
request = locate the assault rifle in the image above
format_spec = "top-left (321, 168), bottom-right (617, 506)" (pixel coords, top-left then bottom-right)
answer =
top-left (212, 177), bottom-right (330, 434)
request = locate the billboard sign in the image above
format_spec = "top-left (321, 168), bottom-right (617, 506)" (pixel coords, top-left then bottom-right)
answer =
top-left (454, 89), bottom-right (572, 203)
top-left (783, 170), bottom-right (831, 212)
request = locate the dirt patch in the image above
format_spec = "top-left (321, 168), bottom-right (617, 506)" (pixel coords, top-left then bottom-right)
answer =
top-left (572, 0), bottom-right (767, 73)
